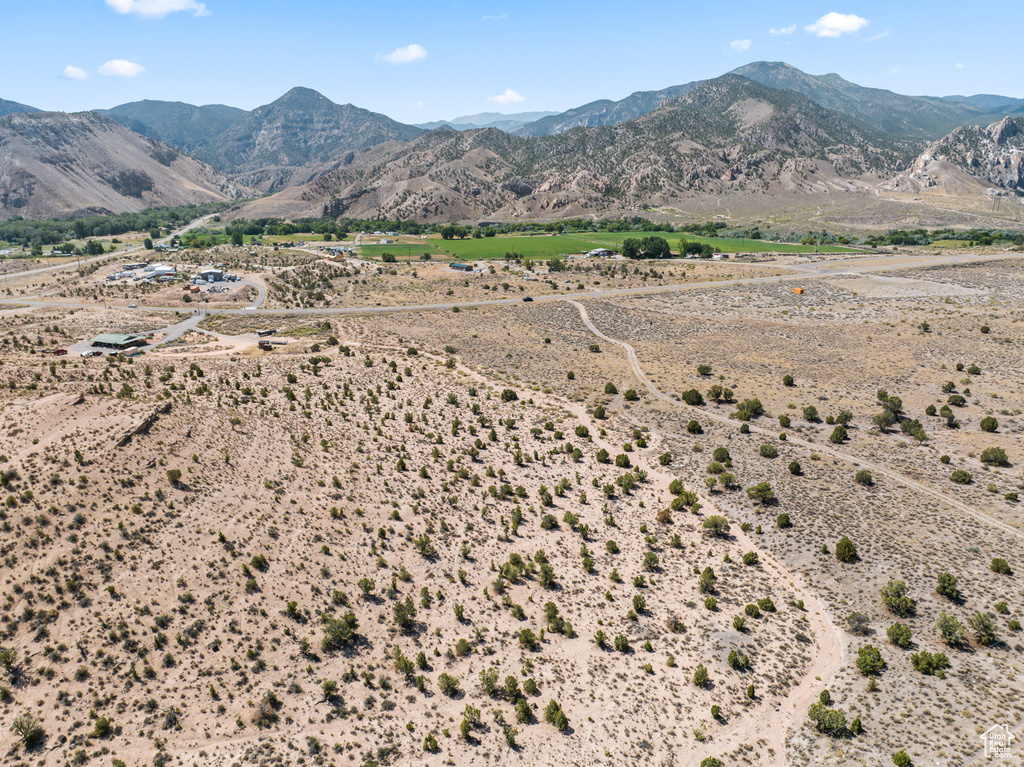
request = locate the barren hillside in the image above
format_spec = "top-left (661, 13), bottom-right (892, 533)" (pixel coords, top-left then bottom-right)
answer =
top-left (0, 112), bottom-right (251, 220)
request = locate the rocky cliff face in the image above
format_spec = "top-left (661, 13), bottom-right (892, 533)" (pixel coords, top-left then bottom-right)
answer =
top-left (886, 117), bottom-right (1024, 195)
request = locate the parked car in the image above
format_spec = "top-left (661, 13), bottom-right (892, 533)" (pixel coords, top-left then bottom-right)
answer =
top-left (522, 296), bottom-right (533, 302)
top-left (53, 349), bottom-right (68, 355)
top-left (127, 304), bottom-right (138, 308)
top-left (81, 350), bottom-right (102, 357)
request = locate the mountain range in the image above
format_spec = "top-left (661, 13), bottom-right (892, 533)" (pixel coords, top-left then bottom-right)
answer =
top-left (1, 62), bottom-right (1023, 222)
top-left (233, 75), bottom-right (930, 223)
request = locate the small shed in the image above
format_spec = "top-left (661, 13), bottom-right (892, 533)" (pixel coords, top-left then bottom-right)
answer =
top-left (793, 288), bottom-right (805, 295)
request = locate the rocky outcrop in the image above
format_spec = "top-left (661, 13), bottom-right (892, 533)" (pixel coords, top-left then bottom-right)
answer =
top-left (886, 117), bottom-right (1024, 195)
top-left (116, 403), bottom-right (171, 447)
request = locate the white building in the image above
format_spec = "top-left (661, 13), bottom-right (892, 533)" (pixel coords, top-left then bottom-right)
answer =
top-left (147, 263), bottom-right (176, 277)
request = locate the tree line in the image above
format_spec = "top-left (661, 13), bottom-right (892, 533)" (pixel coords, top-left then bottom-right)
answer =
top-left (0, 202), bottom-right (231, 248)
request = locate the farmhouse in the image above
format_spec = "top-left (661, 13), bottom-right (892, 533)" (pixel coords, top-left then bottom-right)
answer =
top-left (89, 333), bottom-right (148, 351)
top-left (586, 249), bottom-right (615, 258)
top-left (451, 263), bottom-right (475, 272)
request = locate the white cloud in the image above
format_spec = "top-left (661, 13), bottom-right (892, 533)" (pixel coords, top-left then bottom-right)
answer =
top-left (954, 62), bottom-right (964, 69)
top-left (61, 65), bottom-right (88, 80)
top-left (730, 39), bottom-right (752, 52)
top-left (489, 89), bottom-right (525, 106)
top-left (482, 14), bottom-right (507, 20)
top-left (99, 59), bottom-right (146, 77)
top-left (867, 28), bottom-right (890, 42)
top-left (377, 44), bottom-right (428, 65)
top-left (805, 12), bottom-right (869, 37)
top-left (409, 100), bottom-right (425, 109)
top-left (770, 25), bottom-right (796, 35)
top-left (106, 0), bottom-right (209, 18)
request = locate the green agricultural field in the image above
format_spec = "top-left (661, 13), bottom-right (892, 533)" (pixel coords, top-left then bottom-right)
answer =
top-left (361, 235), bottom-right (597, 261)
top-left (360, 231), bottom-right (863, 261)
top-left (579, 231), bottom-right (863, 254)
top-left (435, 235), bottom-right (599, 259)
top-left (357, 243), bottom-right (442, 260)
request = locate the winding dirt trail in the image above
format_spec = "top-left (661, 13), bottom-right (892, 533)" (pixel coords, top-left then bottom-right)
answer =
top-left (568, 300), bottom-right (1023, 545)
top-left (566, 298), bottom-right (1021, 765)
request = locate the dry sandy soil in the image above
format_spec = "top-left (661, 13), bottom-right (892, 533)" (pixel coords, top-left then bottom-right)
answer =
top-left (0, 250), bottom-right (1021, 767)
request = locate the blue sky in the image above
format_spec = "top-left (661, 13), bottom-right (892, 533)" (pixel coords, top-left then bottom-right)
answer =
top-left (3, 0), bottom-right (1022, 122)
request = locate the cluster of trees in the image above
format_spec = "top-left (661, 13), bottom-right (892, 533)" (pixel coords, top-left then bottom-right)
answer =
top-left (677, 238), bottom-right (716, 258)
top-left (862, 228), bottom-right (1024, 248)
top-left (440, 225), bottom-right (472, 240)
top-left (677, 221), bottom-right (729, 237)
top-left (621, 236), bottom-right (671, 259)
top-left (0, 202), bottom-right (230, 247)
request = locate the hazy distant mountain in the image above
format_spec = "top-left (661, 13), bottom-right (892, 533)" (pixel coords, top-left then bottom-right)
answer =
top-left (234, 75), bottom-right (915, 222)
top-left (729, 62), bottom-right (999, 139)
top-left (941, 94), bottom-right (1024, 111)
top-left (417, 111), bottom-right (560, 132)
top-left (0, 111), bottom-right (250, 220)
top-left (887, 116), bottom-right (1024, 196)
top-left (499, 63), bottom-right (1023, 140)
top-left (452, 111), bottom-right (559, 127)
top-left (0, 99), bottom-right (41, 118)
top-left (99, 100), bottom-right (247, 157)
top-left (513, 82), bottom-right (700, 136)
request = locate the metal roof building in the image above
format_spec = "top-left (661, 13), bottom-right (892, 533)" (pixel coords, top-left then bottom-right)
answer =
top-left (89, 333), bottom-right (148, 350)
